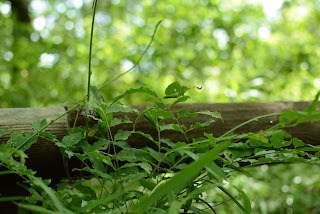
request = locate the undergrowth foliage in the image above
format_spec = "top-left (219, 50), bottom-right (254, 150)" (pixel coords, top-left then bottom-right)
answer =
top-left (1, 1), bottom-right (320, 213)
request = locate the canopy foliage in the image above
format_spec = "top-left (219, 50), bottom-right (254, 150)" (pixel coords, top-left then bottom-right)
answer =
top-left (0, 0), bottom-right (319, 107)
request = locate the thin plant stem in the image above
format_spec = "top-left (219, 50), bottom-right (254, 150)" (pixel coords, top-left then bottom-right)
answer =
top-left (85, 0), bottom-right (98, 139)
top-left (98, 20), bottom-right (162, 91)
top-left (16, 104), bottom-right (81, 151)
top-left (220, 113), bottom-right (281, 138)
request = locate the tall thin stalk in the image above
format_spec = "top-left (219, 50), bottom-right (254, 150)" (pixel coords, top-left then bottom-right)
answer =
top-left (86, 0), bottom-right (98, 138)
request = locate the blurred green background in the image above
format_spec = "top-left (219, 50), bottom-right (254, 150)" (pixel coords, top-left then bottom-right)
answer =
top-left (1, 0), bottom-right (320, 213)
top-left (1, 0), bottom-right (320, 107)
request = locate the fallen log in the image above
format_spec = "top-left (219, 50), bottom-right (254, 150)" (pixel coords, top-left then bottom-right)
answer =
top-left (0, 102), bottom-right (319, 179)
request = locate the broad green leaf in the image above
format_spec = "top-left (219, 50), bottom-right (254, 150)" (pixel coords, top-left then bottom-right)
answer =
top-left (248, 133), bottom-right (268, 143)
top-left (292, 138), bottom-right (305, 148)
top-left (90, 85), bottom-right (104, 104)
top-left (86, 139), bottom-right (110, 152)
top-left (155, 101), bottom-right (166, 109)
top-left (193, 119), bottom-right (215, 129)
top-left (115, 149), bottom-right (153, 162)
top-left (112, 87), bottom-right (158, 104)
top-left (110, 116), bottom-right (132, 127)
top-left (205, 161), bottom-right (226, 182)
top-left (270, 132), bottom-right (285, 148)
top-left (31, 119), bottom-right (48, 131)
top-left (164, 82), bottom-right (190, 98)
top-left (204, 133), bottom-right (217, 146)
top-left (143, 111), bottom-right (158, 127)
top-left (61, 132), bottom-right (82, 148)
top-left (178, 109), bottom-right (199, 118)
top-left (229, 148), bottom-right (253, 160)
top-left (159, 123), bottom-right (175, 131)
top-left (85, 151), bottom-right (114, 169)
top-left (139, 179), bottom-right (157, 191)
top-left (75, 192), bottom-right (125, 214)
top-left (135, 131), bottom-right (159, 146)
top-left (134, 140), bottom-right (230, 212)
top-left (197, 110), bottom-right (223, 122)
top-left (106, 104), bottom-right (139, 113)
top-left (114, 130), bottom-right (132, 141)
top-left (9, 133), bottom-right (38, 152)
top-left (120, 162), bottom-right (152, 174)
top-left (172, 124), bottom-right (183, 132)
top-left (39, 131), bottom-right (56, 140)
top-left (73, 167), bottom-right (112, 179)
top-left (170, 95), bottom-right (191, 107)
top-left (168, 200), bottom-right (183, 214)
top-left (149, 109), bottom-right (174, 119)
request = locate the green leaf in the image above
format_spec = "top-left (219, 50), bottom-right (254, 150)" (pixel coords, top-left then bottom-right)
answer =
top-left (120, 162), bottom-right (152, 174)
top-left (90, 85), bottom-right (104, 104)
top-left (149, 109), bottom-right (174, 119)
top-left (32, 177), bottom-right (66, 212)
top-left (204, 133), bottom-right (216, 146)
top-left (112, 87), bottom-right (158, 104)
top-left (292, 138), bottom-right (305, 148)
top-left (193, 119), bottom-right (215, 129)
top-left (18, 204), bottom-right (63, 214)
top-left (0, 170), bottom-right (16, 175)
top-left (168, 200), bottom-right (183, 214)
top-left (134, 140), bottom-right (230, 212)
top-left (304, 91), bottom-right (320, 113)
top-left (85, 151), bottom-right (114, 170)
top-left (0, 196), bottom-right (25, 202)
top-left (31, 119), bottom-right (48, 131)
top-left (197, 110), bottom-right (223, 122)
top-left (234, 186), bottom-right (252, 214)
top-left (186, 183), bottom-right (222, 200)
top-left (135, 131), bottom-right (159, 146)
top-left (75, 192), bottom-right (125, 214)
top-left (164, 82), bottom-right (190, 98)
top-left (205, 161), bottom-right (226, 182)
top-left (218, 186), bottom-right (246, 213)
top-left (86, 138), bottom-right (110, 152)
top-left (270, 132), bottom-right (285, 148)
top-left (155, 101), bottom-right (166, 109)
top-left (139, 179), bottom-right (157, 191)
top-left (170, 96), bottom-right (191, 107)
top-left (39, 131), bottom-right (56, 140)
top-left (106, 104), bottom-right (139, 113)
top-left (114, 130), bottom-right (132, 141)
top-left (9, 133), bottom-right (38, 152)
top-left (178, 109), bottom-right (199, 118)
top-left (115, 149), bottom-right (153, 163)
top-left (0, 129), bottom-right (13, 137)
top-left (61, 132), bottom-right (82, 148)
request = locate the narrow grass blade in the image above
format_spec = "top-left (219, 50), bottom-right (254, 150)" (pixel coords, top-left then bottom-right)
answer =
top-left (18, 204), bottom-right (63, 214)
top-left (76, 192), bottom-right (125, 213)
top-left (0, 196), bottom-right (25, 202)
top-left (218, 186), bottom-right (246, 213)
top-left (134, 140), bottom-right (231, 213)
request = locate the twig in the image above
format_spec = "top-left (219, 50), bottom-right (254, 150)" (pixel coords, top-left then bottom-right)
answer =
top-left (199, 198), bottom-right (217, 214)
top-left (98, 20), bottom-right (163, 91)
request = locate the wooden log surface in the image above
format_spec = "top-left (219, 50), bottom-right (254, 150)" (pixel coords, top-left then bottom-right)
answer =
top-left (0, 102), bottom-right (319, 179)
